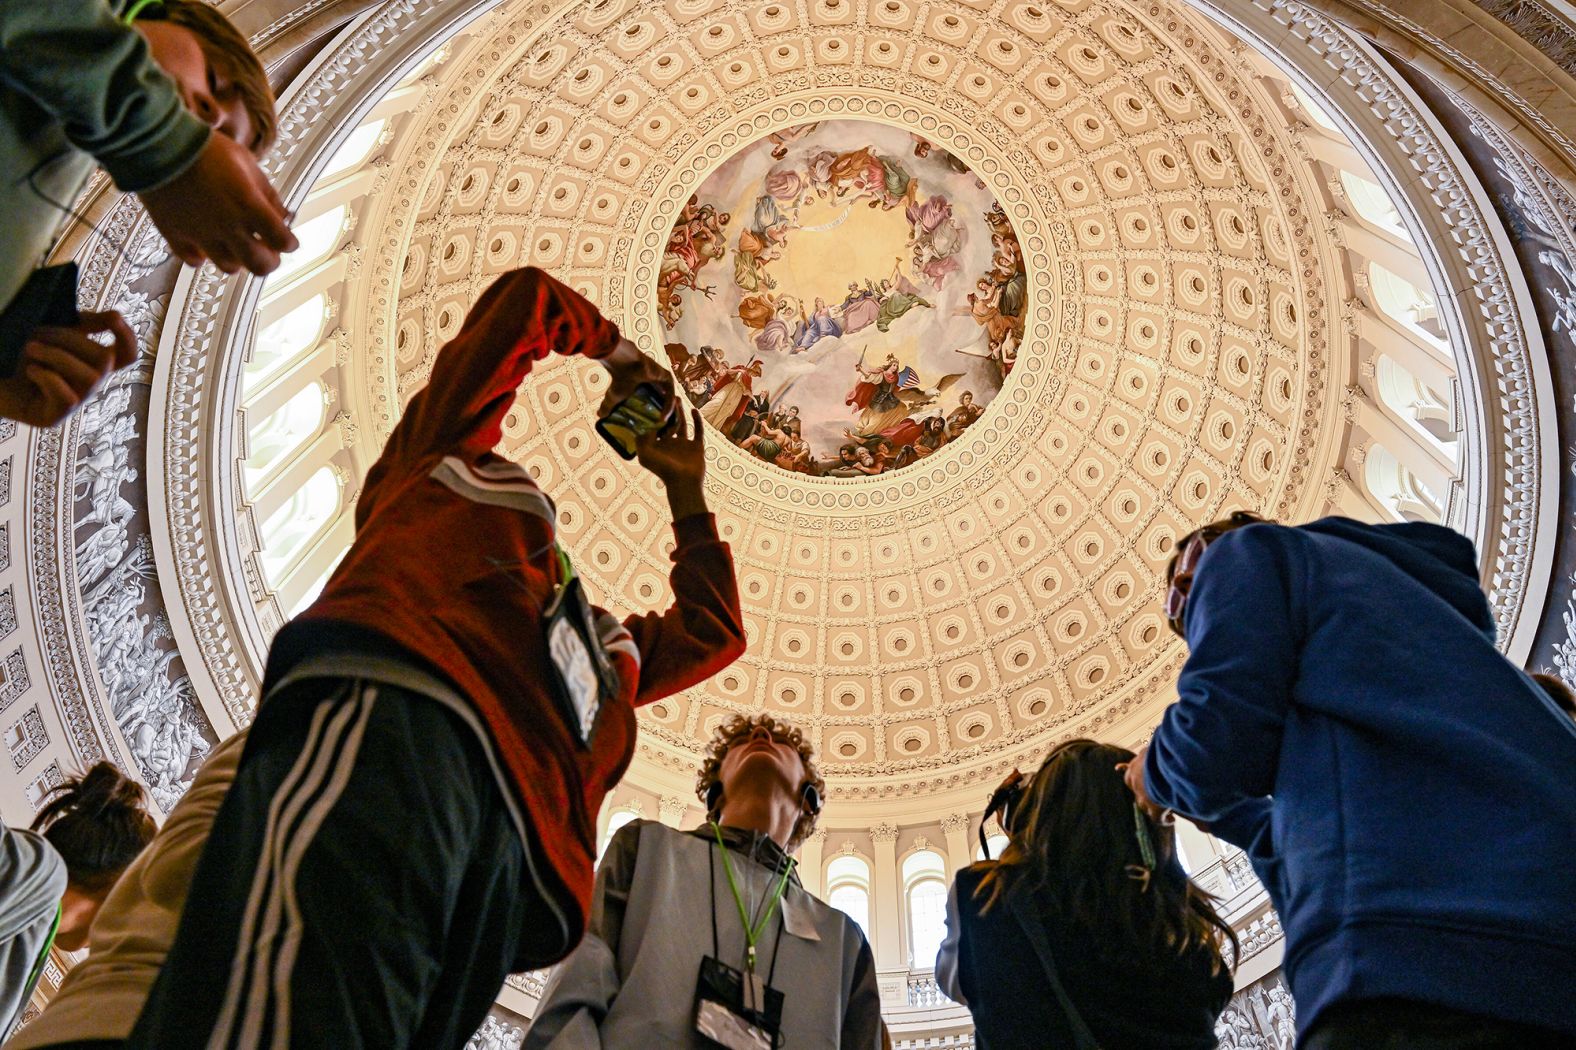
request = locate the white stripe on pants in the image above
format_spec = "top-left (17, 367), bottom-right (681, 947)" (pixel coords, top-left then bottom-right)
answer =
top-left (206, 682), bottom-right (378, 1050)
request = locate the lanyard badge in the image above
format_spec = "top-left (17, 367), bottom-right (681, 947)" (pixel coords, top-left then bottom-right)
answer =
top-left (694, 824), bottom-right (793, 1049)
top-left (542, 545), bottom-right (617, 747)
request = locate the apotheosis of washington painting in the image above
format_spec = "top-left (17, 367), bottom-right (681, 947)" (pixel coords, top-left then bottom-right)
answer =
top-left (659, 120), bottom-right (1025, 478)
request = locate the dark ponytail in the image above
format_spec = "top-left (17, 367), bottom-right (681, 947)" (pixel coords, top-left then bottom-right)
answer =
top-left (30, 762), bottom-right (156, 892)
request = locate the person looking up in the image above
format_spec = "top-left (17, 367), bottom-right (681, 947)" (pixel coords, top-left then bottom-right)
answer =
top-left (0, 762), bottom-right (156, 1039)
top-left (937, 740), bottom-right (1234, 1050)
top-left (0, 0), bottom-right (296, 427)
top-left (1125, 512), bottom-right (1576, 1047)
top-left (124, 266), bottom-right (747, 1050)
top-left (523, 714), bottom-right (883, 1049)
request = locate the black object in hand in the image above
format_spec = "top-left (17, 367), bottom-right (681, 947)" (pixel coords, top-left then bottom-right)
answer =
top-left (596, 382), bottom-right (674, 460)
top-left (0, 264), bottom-right (80, 379)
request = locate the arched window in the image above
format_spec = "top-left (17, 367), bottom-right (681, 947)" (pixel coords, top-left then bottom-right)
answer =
top-left (248, 293), bottom-right (328, 384)
top-left (270, 205), bottom-right (348, 286)
top-left (975, 833), bottom-right (1010, 862)
top-left (1368, 261), bottom-right (1445, 343)
top-left (1338, 170), bottom-right (1410, 242)
top-left (259, 465), bottom-right (341, 586)
top-left (244, 382), bottom-right (327, 492)
top-left (1363, 444), bottom-right (1442, 523)
top-left (903, 850), bottom-right (948, 971)
top-left (599, 808), bottom-right (640, 863)
top-left (826, 855), bottom-right (872, 939)
top-left (320, 118), bottom-right (387, 181)
top-left (1289, 81), bottom-right (1341, 135)
top-left (288, 558), bottom-right (339, 618)
top-left (1375, 356), bottom-right (1458, 460)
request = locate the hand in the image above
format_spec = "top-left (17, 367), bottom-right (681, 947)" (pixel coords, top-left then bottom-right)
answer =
top-left (636, 409), bottom-right (707, 518)
top-left (1117, 743), bottom-right (1165, 823)
top-left (139, 134), bottom-right (298, 276)
top-left (599, 337), bottom-right (676, 419)
top-left (0, 311), bottom-right (137, 427)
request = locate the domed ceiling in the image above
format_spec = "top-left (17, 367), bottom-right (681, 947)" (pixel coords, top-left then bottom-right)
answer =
top-left (370, 0), bottom-right (1335, 795)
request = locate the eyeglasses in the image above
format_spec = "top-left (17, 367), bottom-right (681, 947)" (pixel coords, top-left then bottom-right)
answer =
top-left (1164, 511), bottom-right (1262, 636)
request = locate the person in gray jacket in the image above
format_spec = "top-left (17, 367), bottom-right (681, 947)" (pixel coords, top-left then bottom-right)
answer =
top-left (524, 714), bottom-right (884, 1049)
top-left (0, 762), bottom-right (155, 1040)
top-left (0, 0), bottom-right (297, 428)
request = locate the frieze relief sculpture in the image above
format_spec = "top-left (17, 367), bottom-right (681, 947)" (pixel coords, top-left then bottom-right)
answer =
top-left (466, 1013), bottom-right (526, 1050)
top-left (1214, 973), bottom-right (1295, 1050)
top-left (64, 218), bottom-right (214, 811)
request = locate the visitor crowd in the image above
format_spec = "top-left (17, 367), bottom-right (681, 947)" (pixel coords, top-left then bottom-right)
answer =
top-left (0, 2), bottom-right (1574, 1048)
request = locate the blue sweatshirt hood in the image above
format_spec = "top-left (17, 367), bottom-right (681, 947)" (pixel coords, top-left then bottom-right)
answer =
top-left (1298, 517), bottom-right (1493, 637)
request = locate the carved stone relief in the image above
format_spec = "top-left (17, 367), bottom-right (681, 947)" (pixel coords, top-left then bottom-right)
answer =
top-left (30, 197), bottom-right (217, 809)
top-left (1214, 971), bottom-right (1295, 1050)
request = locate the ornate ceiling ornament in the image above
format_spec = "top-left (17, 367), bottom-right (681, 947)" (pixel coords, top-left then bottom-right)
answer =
top-left (131, 0), bottom-right (1551, 813)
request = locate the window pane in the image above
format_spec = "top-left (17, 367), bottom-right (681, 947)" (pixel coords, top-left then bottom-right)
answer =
top-left (908, 879), bottom-right (948, 971)
top-left (259, 466), bottom-right (340, 586)
top-left (268, 205), bottom-right (347, 286)
top-left (829, 885), bottom-right (870, 940)
top-left (599, 809), bottom-right (639, 862)
top-left (244, 382), bottom-right (327, 491)
top-left (247, 293), bottom-right (327, 385)
top-left (1339, 170), bottom-right (1410, 242)
top-left (902, 849), bottom-right (945, 882)
top-left (320, 118), bottom-right (387, 181)
top-left (975, 834), bottom-right (1010, 861)
top-left (826, 856), bottom-right (870, 885)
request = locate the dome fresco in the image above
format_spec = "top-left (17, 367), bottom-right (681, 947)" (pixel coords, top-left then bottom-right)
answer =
top-left (660, 119), bottom-right (1021, 478)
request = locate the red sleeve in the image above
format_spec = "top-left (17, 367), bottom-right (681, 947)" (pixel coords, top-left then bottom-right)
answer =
top-left (624, 513), bottom-right (746, 705)
top-left (358, 267), bottom-right (620, 525)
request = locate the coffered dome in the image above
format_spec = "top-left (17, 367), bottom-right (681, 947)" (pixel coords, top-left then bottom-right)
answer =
top-left (128, 0), bottom-right (1549, 820)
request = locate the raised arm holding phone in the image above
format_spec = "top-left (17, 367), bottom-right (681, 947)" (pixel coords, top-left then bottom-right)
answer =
top-left (118, 266), bottom-right (745, 1050)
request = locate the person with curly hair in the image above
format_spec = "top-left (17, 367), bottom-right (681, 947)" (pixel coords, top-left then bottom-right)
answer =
top-left (524, 713), bottom-right (883, 1049)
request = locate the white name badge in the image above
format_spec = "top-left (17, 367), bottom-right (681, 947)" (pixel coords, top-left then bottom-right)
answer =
top-left (547, 612), bottom-right (601, 745)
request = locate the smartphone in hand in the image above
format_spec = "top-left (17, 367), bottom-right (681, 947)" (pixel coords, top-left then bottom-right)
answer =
top-left (596, 383), bottom-right (675, 460)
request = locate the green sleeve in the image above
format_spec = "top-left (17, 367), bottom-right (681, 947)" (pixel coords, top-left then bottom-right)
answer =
top-left (0, 0), bottom-right (211, 191)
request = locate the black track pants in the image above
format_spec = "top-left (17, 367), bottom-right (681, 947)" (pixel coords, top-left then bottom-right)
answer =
top-left (126, 679), bottom-right (536, 1050)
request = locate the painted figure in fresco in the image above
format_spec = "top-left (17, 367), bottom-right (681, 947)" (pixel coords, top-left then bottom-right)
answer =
top-left (947, 390), bottom-right (983, 438)
top-left (847, 352), bottom-right (905, 415)
top-left (839, 281), bottom-right (881, 335)
top-left (699, 359), bottom-right (764, 435)
top-left (730, 392), bottom-right (771, 446)
top-left (658, 196), bottom-right (729, 327)
top-left (758, 297), bottom-right (799, 354)
top-left (767, 122), bottom-right (820, 160)
top-left (792, 296), bottom-right (843, 352)
top-left (732, 228), bottom-right (781, 293)
top-left (875, 264), bottom-right (933, 332)
top-left (808, 147), bottom-right (917, 210)
top-left (907, 192), bottom-right (965, 287)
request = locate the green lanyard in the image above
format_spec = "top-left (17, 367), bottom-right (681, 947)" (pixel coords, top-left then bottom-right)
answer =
top-left (22, 904), bottom-right (61, 1000)
top-left (711, 822), bottom-right (794, 974)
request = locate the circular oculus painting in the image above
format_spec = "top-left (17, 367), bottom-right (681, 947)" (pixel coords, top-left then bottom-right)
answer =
top-left (658, 120), bottom-right (1025, 478)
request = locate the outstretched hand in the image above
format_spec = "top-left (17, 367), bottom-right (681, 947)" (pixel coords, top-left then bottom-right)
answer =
top-left (636, 408), bottom-right (708, 519)
top-left (0, 311), bottom-right (137, 427)
top-left (139, 134), bottom-right (298, 276)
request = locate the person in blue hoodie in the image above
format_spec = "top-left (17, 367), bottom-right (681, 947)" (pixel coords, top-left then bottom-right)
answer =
top-left (1123, 511), bottom-right (1576, 1048)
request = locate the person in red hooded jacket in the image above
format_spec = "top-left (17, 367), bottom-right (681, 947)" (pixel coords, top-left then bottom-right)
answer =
top-left (125, 266), bottom-right (747, 1050)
